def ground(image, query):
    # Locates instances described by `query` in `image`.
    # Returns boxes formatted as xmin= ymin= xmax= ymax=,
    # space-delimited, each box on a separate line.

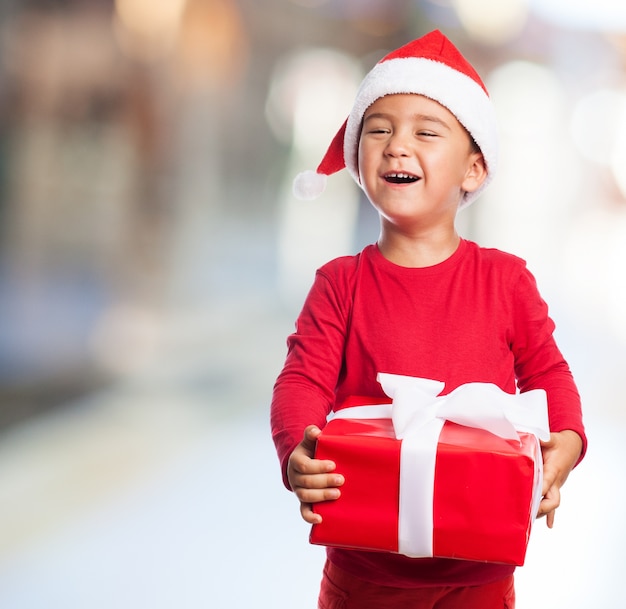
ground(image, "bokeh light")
xmin=570 ymin=89 xmax=626 ymax=165
xmin=528 ymin=0 xmax=626 ymax=30
xmin=452 ymin=0 xmax=528 ymax=45
xmin=113 ymin=0 xmax=187 ymax=61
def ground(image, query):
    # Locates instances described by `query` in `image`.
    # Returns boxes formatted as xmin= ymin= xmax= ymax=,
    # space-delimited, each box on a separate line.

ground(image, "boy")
xmin=271 ymin=30 xmax=586 ymax=609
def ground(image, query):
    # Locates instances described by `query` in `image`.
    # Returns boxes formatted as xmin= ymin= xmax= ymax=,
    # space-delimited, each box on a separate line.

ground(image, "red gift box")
xmin=310 ymin=374 xmax=548 ymax=566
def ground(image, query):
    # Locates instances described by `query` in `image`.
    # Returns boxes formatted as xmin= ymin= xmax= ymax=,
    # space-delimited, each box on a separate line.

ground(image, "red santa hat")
xmin=293 ymin=30 xmax=498 ymax=209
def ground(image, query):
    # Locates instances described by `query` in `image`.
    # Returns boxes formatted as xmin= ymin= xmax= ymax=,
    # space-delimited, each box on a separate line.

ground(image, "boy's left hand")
xmin=537 ymin=430 xmax=583 ymax=528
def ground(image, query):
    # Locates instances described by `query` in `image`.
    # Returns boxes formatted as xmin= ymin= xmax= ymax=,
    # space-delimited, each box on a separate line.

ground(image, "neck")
xmin=377 ymin=226 xmax=461 ymax=268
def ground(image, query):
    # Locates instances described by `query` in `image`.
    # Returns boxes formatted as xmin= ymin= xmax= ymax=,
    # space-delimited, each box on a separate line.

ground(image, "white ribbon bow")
xmin=330 ymin=373 xmax=550 ymax=557
xmin=377 ymin=372 xmax=550 ymax=443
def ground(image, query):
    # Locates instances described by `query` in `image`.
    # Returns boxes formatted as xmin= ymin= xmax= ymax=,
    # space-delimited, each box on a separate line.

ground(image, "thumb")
xmin=301 ymin=425 xmax=322 ymax=454
xmin=541 ymin=464 xmax=558 ymax=496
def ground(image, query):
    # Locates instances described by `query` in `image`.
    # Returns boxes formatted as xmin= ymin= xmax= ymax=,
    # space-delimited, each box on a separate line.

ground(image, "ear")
xmin=462 ymin=152 xmax=488 ymax=194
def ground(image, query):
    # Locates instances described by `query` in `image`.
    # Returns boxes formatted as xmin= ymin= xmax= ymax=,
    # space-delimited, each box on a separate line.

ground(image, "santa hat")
xmin=293 ymin=30 xmax=498 ymax=209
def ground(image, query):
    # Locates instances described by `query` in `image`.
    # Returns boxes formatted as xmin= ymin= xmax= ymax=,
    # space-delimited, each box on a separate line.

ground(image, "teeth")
xmin=385 ymin=172 xmax=419 ymax=183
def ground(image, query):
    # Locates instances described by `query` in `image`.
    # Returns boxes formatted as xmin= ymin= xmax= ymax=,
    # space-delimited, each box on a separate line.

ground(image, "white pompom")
xmin=292 ymin=170 xmax=327 ymax=201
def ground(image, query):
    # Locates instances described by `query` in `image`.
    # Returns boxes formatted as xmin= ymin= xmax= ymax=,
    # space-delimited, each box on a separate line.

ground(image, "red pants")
xmin=318 ymin=560 xmax=515 ymax=609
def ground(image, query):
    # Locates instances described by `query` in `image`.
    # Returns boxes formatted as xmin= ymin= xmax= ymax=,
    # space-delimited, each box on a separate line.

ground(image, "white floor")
xmin=0 ymin=301 xmax=623 ymax=608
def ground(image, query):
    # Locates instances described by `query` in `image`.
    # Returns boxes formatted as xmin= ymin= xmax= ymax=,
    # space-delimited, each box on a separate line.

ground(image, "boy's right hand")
xmin=287 ymin=425 xmax=345 ymax=524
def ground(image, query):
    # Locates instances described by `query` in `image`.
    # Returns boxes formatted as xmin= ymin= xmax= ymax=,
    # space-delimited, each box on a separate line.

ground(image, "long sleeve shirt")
xmin=271 ymin=238 xmax=586 ymax=588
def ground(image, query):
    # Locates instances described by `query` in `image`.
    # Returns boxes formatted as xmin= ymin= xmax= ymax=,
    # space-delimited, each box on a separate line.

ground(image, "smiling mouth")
xmin=384 ymin=172 xmax=420 ymax=184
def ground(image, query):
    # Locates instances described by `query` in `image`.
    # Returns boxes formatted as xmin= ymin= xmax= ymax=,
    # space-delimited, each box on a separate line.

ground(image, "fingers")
xmin=287 ymin=425 xmax=345 ymax=524
xmin=536 ymin=508 xmax=556 ymax=529
xmin=294 ymin=472 xmax=344 ymax=525
xmin=300 ymin=503 xmax=321 ymax=524
xmin=537 ymin=485 xmax=560 ymax=528
xmin=293 ymin=473 xmax=344 ymax=497
xmin=287 ymin=433 xmax=337 ymax=486
xmin=291 ymin=451 xmax=337 ymax=478
xmin=537 ymin=430 xmax=582 ymax=529
xmin=299 ymin=484 xmax=342 ymax=525
xmin=291 ymin=466 xmax=344 ymax=507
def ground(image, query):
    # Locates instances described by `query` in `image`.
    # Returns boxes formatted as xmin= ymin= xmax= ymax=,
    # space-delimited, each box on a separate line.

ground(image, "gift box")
xmin=310 ymin=374 xmax=549 ymax=566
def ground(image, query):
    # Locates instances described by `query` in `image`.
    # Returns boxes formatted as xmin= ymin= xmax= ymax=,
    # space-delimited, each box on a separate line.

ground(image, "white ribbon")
xmin=330 ymin=373 xmax=550 ymax=558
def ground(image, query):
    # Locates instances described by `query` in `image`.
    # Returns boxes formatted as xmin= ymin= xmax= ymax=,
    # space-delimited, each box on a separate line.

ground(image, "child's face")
xmin=358 ymin=93 xmax=485 ymax=230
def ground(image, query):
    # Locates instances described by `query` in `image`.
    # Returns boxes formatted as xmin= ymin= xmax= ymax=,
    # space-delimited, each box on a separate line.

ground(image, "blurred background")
xmin=0 ymin=0 xmax=624 ymax=607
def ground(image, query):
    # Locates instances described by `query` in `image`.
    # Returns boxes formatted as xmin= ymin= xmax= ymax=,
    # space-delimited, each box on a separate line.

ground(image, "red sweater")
xmin=271 ymin=239 xmax=586 ymax=588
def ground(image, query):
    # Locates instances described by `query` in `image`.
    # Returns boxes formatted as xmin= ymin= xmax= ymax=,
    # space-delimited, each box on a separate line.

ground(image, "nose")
xmin=384 ymin=130 xmax=411 ymax=157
